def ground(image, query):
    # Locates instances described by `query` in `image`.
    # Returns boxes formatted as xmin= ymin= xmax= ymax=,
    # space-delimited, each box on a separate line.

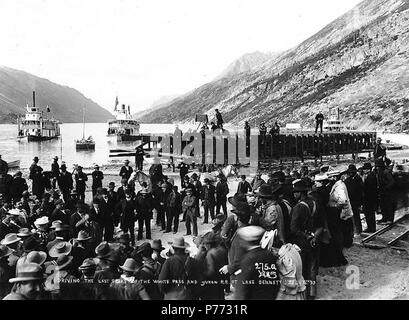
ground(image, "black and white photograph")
xmin=1 ymin=0 xmax=409 ymax=308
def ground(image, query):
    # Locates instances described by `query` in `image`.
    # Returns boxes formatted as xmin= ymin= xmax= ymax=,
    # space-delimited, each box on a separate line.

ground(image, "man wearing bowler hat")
xmin=344 ymin=164 xmax=364 ymax=235
xmin=119 ymin=160 xmax=133 ymax=181
xmin=57 ymin=164 xmax=73 ymax=203
xmin=74 ymin=166 xmax=88 ymax=202
xmin=91 ymin=164 xmax=104 ymax=197
xmin=3 ymin=263 xmax=45 ymax=300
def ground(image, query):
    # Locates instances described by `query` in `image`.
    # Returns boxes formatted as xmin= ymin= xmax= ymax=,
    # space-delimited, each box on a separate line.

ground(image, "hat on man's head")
xmin=152 ymin=239 xmax=165 ymax=252
xmin=1 ymin=233 xmax=20 ymax=246
xmin=0 ymin=244 xmax=13 ymax=259
xmin=33 ymin=157 xmax=39 ymax=161
xmin=9 ymin=263 xmax=44 ymax=283
xmin=169 ymin=237 xmax=190 ymax=249
xmin=231 ymin=202 xmax=251 ymax=217
xmin=314 ymin=173 xmax=329 ymax=182
xmin=228 ymin=193 xmax=248 ymax=207
xmin=136 ymin=242 xmax=153 ymax=257
xmin=161 ymin=183 xmax=168 ymax=189
xmin=257 ymin=184 xmax=273 ymax=199
xmin=60 ymin=164 xmax=67 ymax=170
xmin=120 ymin=258 xmax=140 ymax=273
xmin=34 ymin=216 xmax=49 ymax=227
xmin=362 ymin=162 xmax=373 ymax=171
xmin=79 ymin=258 xmax=97 ymax=270
xmin=212 ymin=214 xmax=226 ymax=228
xmin=327 ymin=170 xmax=341 ymax=178
xmin=292 ymin=179 xmax=311 ymax=193
xmin=26 ymin=251 xmax=47 ymax=265
xmin=17 ymin=228 xmax=33 ymax=238
xmin=49 ymin=241 xmax=72 ymax=258
xmin=237 ymin=226 xmax=266 ymax=243
xmin=95 ymin=241 xmax=112 ymax=258
xmin=56 ymin=255 xmax=73 ymax=271
xmin=76 ymin=231 xmax=91 ymax=242
xmin=347 ymin=164 xmax=358 ymax=173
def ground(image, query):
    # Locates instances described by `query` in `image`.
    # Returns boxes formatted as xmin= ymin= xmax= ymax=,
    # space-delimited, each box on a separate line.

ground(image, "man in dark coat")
xmin=58 ymin=164 xmax=73 ymax=203
xmin=290 ymin=180 xmax=324 ymax=300
xmin=74 ymin=166 xmax=88 ymax=202
xmin=117 ymin=179 xmax=131 ymax=202
xmin=215 ymin=109 xmax=224 ymax=129
xmin=375 ymin=159 xmax=395 ymax=225
xmin=237 ymin=175 xmax=252 ymax=195
xmin=158 ymin=237 xmax=201 ymax=300
xmin=0 ymin=244 xmax=14 ymax=299
xmin=361 ymin=163 xmax=377 ymax=233
xmin=215 ymin=174 xmax=229 ymax=217
xmin=201 ymin=178 xmax=216 ymax=224
xmin=91 ymin=165 xmax=104 ymax=197
xmin=119 ymin=191 xmax=137 ymax=245
xmin=234 ymin=226 xmax=279 ymax=300
xmin=182 ymin=188 xmax=198 ymax=236
xmin=107 ymin=182 xmax=119 ymax=226
xmin=31 ymin=165 xmax=45 ymax=200
xmin=10 ymin=171 xmax=28 ymax=204
xmin=119 ymin=160 xmax=133 ymax=182
xmin=50 ymin=199 xmax=70 ymax=225
xmin=166 ymin=186 xmax=182 ymax=233
xmin=198 ymin=232 xmax=228 ymax=300
xmin=51 ymin=156 xmax=60 ymax=189
xmin=344 ymin=164 xmax=364 ymax=234
xmin=374 ymin=138 xmax=387 ymax=161
xmin=135 ymin=189 xmax=153 ymax=240
xmin=135 ymin=147 xmax=145 ymax=171
xmin=179 ymin=162 xmax=189 ymax=184
xmin=315 ymin=112 xmax=324 ymax=134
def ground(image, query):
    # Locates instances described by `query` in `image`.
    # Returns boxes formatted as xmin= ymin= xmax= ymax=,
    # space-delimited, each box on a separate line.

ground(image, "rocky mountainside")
xmin=140 ymin=0 xmax=409 ymax=132
xmin=0 ymin=66 xmax=112 ymax=123
xmin=214 ymin=51 xmax=278 ymax=80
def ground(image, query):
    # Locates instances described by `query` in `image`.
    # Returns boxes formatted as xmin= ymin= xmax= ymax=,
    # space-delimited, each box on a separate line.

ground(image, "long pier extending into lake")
xmin=110 ymin=130 xmax=377 ymax=166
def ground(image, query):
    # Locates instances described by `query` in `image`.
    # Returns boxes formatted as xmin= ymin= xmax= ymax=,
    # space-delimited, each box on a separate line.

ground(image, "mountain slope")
xmin=214 ymin=51 xmax=278 ymax=80
xmin=140 ymin=0 xmax=409 ymax=132
xmin=0 ymin=66 xmax=112 ymax=123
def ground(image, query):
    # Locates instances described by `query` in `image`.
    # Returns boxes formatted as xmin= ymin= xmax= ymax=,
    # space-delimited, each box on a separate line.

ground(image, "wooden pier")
xmin=110 ymin=131 xmax=377 ymax=166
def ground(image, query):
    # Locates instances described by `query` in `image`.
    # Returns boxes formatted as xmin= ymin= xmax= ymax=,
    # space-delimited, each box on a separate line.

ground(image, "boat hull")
xmin=76 ymin=143 xmax=95 ymax=150
xmin=26 ymin=135 xmax=59 ymax=142
xmin=117 ymin=134 xmax=143 ymax=142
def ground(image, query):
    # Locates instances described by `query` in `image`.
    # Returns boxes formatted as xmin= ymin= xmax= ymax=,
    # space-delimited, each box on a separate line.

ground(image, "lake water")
xmin=0 ymin=123 xmax=202 ymax=169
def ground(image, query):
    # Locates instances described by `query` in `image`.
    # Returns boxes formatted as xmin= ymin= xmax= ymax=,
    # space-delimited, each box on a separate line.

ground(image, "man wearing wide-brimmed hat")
xmin=290 ymin=179 xmax=325 ymax=300
xmin=45 ymin=254 xmax=77 ymax=300
xmin=344 ymin=164 xmax=364 ymax=235
xmin=3 ymin=263 xmax=45 ymax=300
xmin=151 ymin=239 xmax=166 ymax=268
xmin=200 ymin=232 xmax=228 ymax=301
xmin=0 ymin=244 xmax=14 ymax=299
xmin=33 ymin=216 xmax=50 ymax=251
xmin=201 ymin=178 xmax=216 ymax=224
xmin=94 ymin=242 xmax=121 ymax=299
xmin=71 ymin=230 xmax=92 ymax=273
xmin=110 ymin=258 xmax=150 ymax=300
xmin=1 ymin=233 xmax=21 ymax=267
xmin=255 ymin=184 xmax=285 ymax=246
xmin=158 ymin=236 xmax=200 ymax=300
xmin=234 ymin=226 xmax=279 ymax=300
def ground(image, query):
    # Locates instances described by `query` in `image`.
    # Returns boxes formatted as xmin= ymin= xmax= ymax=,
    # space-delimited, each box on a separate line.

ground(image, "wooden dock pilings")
xmin=110 ymin=131 xmax=377 ymax=166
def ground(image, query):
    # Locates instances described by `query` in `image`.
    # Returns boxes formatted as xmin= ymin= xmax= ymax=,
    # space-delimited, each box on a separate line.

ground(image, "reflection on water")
xmin=0 ymin=123 xmax=200 ymax=169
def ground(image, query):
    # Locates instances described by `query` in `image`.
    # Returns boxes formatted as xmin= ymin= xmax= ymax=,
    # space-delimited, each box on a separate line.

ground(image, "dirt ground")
xmin=17 ymin=165 xmax=409 ymax=300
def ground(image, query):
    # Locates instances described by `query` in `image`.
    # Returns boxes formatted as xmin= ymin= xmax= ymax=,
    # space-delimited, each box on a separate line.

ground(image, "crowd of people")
xmin=0 ymin=146 xmax=408 ymax=300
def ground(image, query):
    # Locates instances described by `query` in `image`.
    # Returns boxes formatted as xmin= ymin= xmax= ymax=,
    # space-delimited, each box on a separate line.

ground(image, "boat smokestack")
xmin=33 ymin=91 xmax=36 ymax=108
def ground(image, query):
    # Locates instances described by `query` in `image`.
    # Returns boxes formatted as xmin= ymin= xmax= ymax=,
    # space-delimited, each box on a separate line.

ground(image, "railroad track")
xmin=362 ymin=214 xmax=409 ymax=251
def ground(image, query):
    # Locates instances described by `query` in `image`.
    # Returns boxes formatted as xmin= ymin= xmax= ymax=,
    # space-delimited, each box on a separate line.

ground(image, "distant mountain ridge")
xmin=0 ymin=66 xmax=112 ymax=123
xmin=139 ymin=0 xmax=409 ymax=132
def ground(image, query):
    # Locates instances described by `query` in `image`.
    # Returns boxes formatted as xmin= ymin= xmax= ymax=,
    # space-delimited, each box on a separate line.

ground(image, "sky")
xmin=0 ymin=0 xmax=363 ymax=114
